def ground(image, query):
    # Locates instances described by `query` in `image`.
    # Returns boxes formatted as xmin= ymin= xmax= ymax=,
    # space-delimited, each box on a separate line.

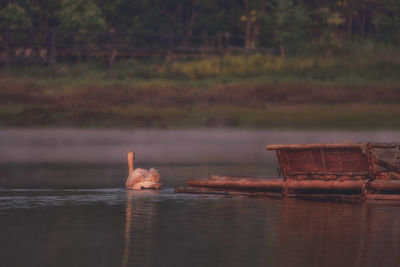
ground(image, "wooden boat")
xmin=175 ymin=143 xmax=400 ymax=200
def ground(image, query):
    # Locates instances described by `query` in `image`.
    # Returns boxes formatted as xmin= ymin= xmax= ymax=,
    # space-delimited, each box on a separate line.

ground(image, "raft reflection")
xmin=275 ymin=200 xmax=400 ymax=267
xmin=121 ymin=194 xmax=400 ymax=267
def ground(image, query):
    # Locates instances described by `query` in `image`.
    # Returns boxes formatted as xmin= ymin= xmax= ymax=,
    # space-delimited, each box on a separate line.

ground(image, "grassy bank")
xmin=0 ymin=48 xmax=399 ymax=129
xmin=1 ymin=104 xmax=399 ymax=129
xmin=2 ymin=44 xmax=400 ymax=86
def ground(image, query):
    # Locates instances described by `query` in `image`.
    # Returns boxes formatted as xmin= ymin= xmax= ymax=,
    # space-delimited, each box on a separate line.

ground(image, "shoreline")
xmin=1 ymin=104 xmax=399 ymax=129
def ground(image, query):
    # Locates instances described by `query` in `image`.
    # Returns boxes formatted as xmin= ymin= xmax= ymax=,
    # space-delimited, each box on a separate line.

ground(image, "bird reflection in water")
xmin=121 ymin=189 xmax=160 ymax=267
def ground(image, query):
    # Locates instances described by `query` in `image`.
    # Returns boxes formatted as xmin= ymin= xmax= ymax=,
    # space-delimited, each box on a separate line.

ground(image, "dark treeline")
xmin=0 ymin=0 xmax=399 ymax=57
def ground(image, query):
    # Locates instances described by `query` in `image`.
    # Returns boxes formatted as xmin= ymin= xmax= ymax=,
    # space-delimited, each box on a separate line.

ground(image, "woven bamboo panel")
xmin=371 ymin=143 xmax=400 ymax=171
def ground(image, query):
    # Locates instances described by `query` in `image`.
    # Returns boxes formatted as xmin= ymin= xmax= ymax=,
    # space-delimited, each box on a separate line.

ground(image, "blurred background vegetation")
xmin=0 ymin=0 xmax=399 ymax=129
xmin=1 ymin=0 xmax=400 ymax=50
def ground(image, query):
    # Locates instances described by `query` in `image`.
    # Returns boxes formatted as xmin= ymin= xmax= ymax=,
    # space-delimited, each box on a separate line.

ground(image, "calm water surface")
xmin=0 ymin=129 xmax=399 ymax=267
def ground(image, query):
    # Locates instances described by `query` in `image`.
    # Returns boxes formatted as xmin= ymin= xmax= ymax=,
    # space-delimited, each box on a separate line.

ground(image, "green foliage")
xmin=58 ymin=0 xmax=106 ymax=31
xmin=0 ymin=3 xmax=32 ymax=29
xmin=372 ymin=0 xmax=400 ymax=42
xmin=274 ymin=0 xmax=310 ymax=43
xmin=2 ymin=43 xmax=400 ymax=85
xmin=315 ymin=7 xmax=346 ymax=48
xmin=162 ymin=48 xmax=399 ymax=83
xmin=1 ymin=0 xmax=400 ymax=54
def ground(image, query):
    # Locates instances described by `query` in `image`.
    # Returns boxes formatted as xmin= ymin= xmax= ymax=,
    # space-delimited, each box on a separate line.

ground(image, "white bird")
xmin=126 ymin=168 xmax=161 ymax=190
xmin=125 ymin=152 xmax=161 ymax=190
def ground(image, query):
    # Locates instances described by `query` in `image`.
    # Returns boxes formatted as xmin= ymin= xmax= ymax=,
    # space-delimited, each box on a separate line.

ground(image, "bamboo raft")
xmin=175 ymin=143 xmax=400 ymax=200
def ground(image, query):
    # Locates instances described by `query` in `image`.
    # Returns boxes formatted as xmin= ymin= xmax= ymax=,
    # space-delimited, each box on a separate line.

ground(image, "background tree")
xmin=58 ymin=0 xmax=106 ymax=31
xmin=273 ymin=0 xmax=310 ymax=57
xmin=1 ymin=0 xmax=400 ymax=55
xmin=0 ymin=2 xmax=32 ymax=29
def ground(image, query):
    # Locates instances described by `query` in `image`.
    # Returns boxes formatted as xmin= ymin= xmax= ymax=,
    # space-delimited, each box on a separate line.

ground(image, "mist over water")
xmin=0 ymin=129 xmax=399 ymax=267
xmin=0 ymin=128 xmax=398 ymax=164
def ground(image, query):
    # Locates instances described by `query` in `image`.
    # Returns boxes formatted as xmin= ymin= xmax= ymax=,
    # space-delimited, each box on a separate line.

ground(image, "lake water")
xmin=0 ymin=129 xmax=399 ymax=267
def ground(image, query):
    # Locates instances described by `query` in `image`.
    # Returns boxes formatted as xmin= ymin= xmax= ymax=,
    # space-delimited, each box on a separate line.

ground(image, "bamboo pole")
xmin=175 ymin=186 xmax=282 ymax=198
xmin=371 ymin=143 xmax=400 ymax=148
xmin=286 ymin=171 xmax=368 ymax=176
xmin=187 ymin=177 xmax=284 ymax=190
xmin=178 ymin=177 xmax=400 ymax=200
xmin=286 ymin=193 xmax=361 ymax=200
xmin=286 ymin=180 xmax=364 ymax=191
xmin=392 ymin=172 xmax=400 ymax=179
xmin=210 ymin=175 xmax=270 ymax=180
xmin=266 ymin=143 xmax=362 ymax=150
xmin=369 ymin=180 xmax=400 ymax=191
xmin=365 ymin=194 xmax=400 ymax=200
xmin=127 ymin=151 xmax=135 ymax=175
xmin=187 ymin=177 xmax=365 ymax=192
xmin=176 ymin=186 xmax=400 ymax=200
